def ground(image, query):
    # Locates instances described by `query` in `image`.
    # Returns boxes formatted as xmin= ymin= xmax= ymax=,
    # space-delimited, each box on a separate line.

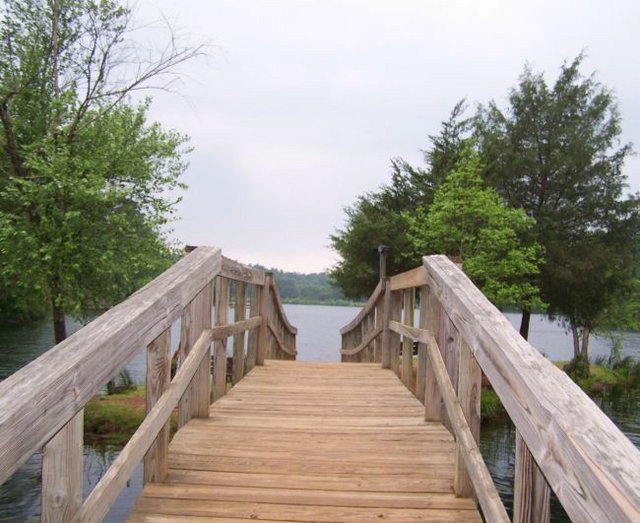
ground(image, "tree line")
xmin=330 ymin=55 xmax=639 ymax=365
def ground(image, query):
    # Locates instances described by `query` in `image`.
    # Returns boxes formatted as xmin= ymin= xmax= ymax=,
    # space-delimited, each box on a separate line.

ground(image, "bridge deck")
xmin=128 ymin=360 xmax=482 ymax=522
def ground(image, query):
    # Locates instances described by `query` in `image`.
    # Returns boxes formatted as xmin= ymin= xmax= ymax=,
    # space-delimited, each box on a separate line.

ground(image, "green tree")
xmin=405 ymin=149 xmax=544 ymax=311
xmin=330 ymin=101 xmax=471 ymax=298
xmin=0 ymin=0 xmax=202 ymax=340
xmin=476 ymin=54 xmax=638 ymax=355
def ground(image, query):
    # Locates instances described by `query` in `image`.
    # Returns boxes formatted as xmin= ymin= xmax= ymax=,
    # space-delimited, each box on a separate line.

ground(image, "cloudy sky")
xmin=135 ymin=1 xmax=640 ymax=273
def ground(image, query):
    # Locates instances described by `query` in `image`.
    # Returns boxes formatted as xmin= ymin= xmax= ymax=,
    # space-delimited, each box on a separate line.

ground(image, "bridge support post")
xmin=212 ymin=277 xmax=229 ymax=402
xmin=514 ymin=431 xmax=550 ymax=523
xmin=402 ymin=288 xmax=415 ymax=389
xmin=232 ymin=282 xmax=247 ymax=384
xmin=246 ymin=284 xmax=261 ymax=372
xmin=41 ymin=411 xmax=83 ymax=523
xmin=256 ymin=273 xmax=273 ymax=366
xmin=423 ymin=286 xmax=444 ymax=422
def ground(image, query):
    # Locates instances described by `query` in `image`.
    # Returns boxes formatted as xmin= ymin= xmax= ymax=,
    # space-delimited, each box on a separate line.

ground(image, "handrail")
xmin=340 ymin=254 xmax=640 ymax=522
xmin=340 ymin=279 xmax=385 ymax=335
xmin=0 ymin=246 xmax=297 ymax=522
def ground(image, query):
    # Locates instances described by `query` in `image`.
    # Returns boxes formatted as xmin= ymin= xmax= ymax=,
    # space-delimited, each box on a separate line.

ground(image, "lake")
xmin=1 ymin=304 xmax=639 ymax=521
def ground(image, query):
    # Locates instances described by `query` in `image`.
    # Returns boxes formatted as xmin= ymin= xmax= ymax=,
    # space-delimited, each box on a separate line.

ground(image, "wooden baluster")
xmin=212 ymin=277 xmax=229 ymax=402
xmin=381 ymin=280 xmax=392 ymax=368
xmin=454 ymin=339 xmax=481 ymax=497
xmin=424 ymin=285 xmax=444 ymax=422
xmin=441 ymin=314 xmax=460 ymax=432
xmin=402 ymin=288 xmax=415 ymax=390
xmin=232 ymin=282 xmax=247 ymax=384
xmin=389 ymin=290 xmax=402 ymax=377
xmin=514 ymin=431 xmax=550 ymax=523
xmin=374 ymin=296 xmax=383 ymax=363
xmin=41 ymin=411 xmax=83 ymax=522
xmin=246 ymin=284 xmax=261 ymax=372
xmin=415 ymin=286 xmax=428 ymax=404
xmin=144 ymin=328 xmax=171 ymax=484
xmin=178 ymin=282 xmax=213 ymax=427
xmin=256 ymin=273 xmax=272 ymax=365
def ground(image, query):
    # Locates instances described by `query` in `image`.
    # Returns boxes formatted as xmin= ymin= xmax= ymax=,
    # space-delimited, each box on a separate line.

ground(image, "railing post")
xmin=246 ymin=284 xmax=261 ymax=372
xmin=402 ymin=288 xmax=415 ymax=390
xmin=41 ymin=411 xmax=83 ymax=522
xmin=373 ymin=288 xmax=384 ymax=363
xmin=389 ymin=290 xmax=402 ymax=376
xmin=212 ymin=277 xmax=229 ymax=402
xmin=256 ymin=273 xmax=272 ymax=365
xmin=424 ymin=285 xmax=444 ymax=422
xmin=381 ymin=278 xmax=391 ymax=368
xmin=415 ymin=285 xmax=428 ymax=403
xmin=454 ymin=339 xmax=481 ymax=497
xmin=514 ymin=431 xmax=550 ymax=523
xmin=144 ymin=328 xmax=171 ymax=484
xmin=232 ymin=282 xmax=247 ymax=384
xmin=178 ymin=282 xmax=213 ymax=428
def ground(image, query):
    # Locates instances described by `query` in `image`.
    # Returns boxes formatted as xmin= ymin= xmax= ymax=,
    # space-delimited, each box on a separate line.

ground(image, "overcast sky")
xmin=135 ymin=1 xmax=640 ymax=273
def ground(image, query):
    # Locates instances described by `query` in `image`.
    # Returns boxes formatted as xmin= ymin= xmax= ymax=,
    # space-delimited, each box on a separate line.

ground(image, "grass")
xmin=84 ymin=386 xmax=178 ymax=448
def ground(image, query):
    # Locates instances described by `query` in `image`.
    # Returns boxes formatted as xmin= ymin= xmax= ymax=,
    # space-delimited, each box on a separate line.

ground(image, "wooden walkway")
xmin=128 ymin=360 xmax=481 ymax=522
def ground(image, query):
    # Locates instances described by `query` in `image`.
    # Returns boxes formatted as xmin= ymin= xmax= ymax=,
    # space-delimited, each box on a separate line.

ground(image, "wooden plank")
xmin=75 ymin=329 xmax=214 ymax=523
xmin=340 ymin=326 xmax=383 ymax=356
xmin=424 ymin=286 xmax=444 ymax=423
xmin=212 ymin=277 xmax=229 ymax=402
xmin=269 ymin=277 xmax=298 ymax=336
xmin=268 ymin=321 xmax=297 ymax=357
xmin=423 ymin=254 xmax=640 ymax=522
xmin=41 ymin=411 xmax=83 ymax=523
xmin=426 ymin=334 xmax=509 ymax=523
xmin=380 ymin=280 xmax=392 ymax=368
xmin=389 ymin=291 xmax=402 ymax=376
xmin=256 ymin=274 xmax=272 ymax=365
xmin=178 ymin=282 xmax=213 ymax=426
xmin=415 ymin=286 xmax=428 ymax=404
xmin=144 ymin=329 xmax=171 ymax=484
xmin=245 ymin=284 xmax=261 ymax=373
xmin=389 ymin=265 xmax=428 ymax=291
xmin=514 ymin=430 xmax=550 ymax=523
xmin=0 ymin=246 xmax=222 ymax=486
xmin=220 ymin=256 xmax=266 ymax=285
xmin=454 ymin=339 xmax=481 ymax=498
xmin=402 ymin=289 xmax=415 ymax=390
xmin=340 ymin=279 xmax=385 ymax=335
xmin=232 ymin=282 xmax=247 ymax=385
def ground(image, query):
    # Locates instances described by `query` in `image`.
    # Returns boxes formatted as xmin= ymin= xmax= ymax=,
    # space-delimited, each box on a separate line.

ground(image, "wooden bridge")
xmin=0 ymin=247 xmax=639 ymax=522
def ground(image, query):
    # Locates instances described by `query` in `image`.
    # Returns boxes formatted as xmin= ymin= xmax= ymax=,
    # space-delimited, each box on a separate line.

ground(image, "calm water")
xmin=1 ymin=304 xmax=638 ymax=521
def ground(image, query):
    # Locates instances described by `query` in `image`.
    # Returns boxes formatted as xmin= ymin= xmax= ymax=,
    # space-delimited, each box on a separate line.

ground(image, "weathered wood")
xmin=220 ymin=256 xmax=267 ymax=285
xmin=380 ymin=280 xmax=392 ymax=368
xmin=268 ymin=321 xmax=297 ymax=357
xmin=340 ymin=326 xmax=383 ymax=356
xmin=423 ymin=254 xmax=640 ymax=522
xmin=389 ymin=291 xmax=402 ymax=376
xmin=340 ymin=279 xmax=385 ymax=335
xmin=424 ymin=286 xmax=444 ymax=423
xmin=374 ymin=299 xmax=383 ymax=363
xmin=389 ymin=321 xmax=429 ymax=344
xmin=246 ymin=284 xmax=261 ymax=372
xmin=256 ymin=274 xmax=272 ymax=365
xmin=426 ymin=335 xmax=509 ymax=522
xmin=232 ymin=282 xmax=247 ymax=385
xmin=402 ymin=289 xmax=415 ymax=390
xmin=389 ymin=265 xmax=428 ymax=291
xmin=440 ymin=314 xmax=459 ymax=433
xmin=514 ymin=430 xmax=550 ymax=523
xmin=0 ymin=246 xmax=222 ymax=486
xmin=129 ymin=361 xmax=482 ymax=522
xmin=75 ymin=329 xmax=214 ymax=523
xmin=454 ymin=340 xmax=481 ymax=498
xmin=269 ymin=277 xmax=298 ymax=337
xmin=144 ymin=329 xmax=171 ymax=484
xmin=212 ymin=277 xmax=229 ymax=402
xmin=415 ymin=286 xmax=429 ymax=404
xmin=41 ymin=411 xmax=83 ymax=523
xmin=178 ymin=282 xmax=213 ymax=427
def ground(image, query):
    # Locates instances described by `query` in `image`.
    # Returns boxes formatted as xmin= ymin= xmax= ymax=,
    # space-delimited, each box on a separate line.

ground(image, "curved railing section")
xmin=340 ymin=255 xmax=640 ymax=523
xmin=0 ymin=247 xmax=296 ymax=523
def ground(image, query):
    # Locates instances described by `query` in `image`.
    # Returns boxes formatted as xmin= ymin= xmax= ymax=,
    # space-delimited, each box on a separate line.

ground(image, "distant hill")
xmin=251 ymin=266 xmax=361 ymax=306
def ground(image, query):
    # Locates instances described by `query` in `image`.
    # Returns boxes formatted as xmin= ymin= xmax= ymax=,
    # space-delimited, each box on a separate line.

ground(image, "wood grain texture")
xmin=514 ymin=430 xmax=550 ymax=523
xmin=340 ymin=279 xmax=385 ymax=335
xmin=128 ymin=361 xmax=481 ymax=522
xmin=0 ymin=246 xmax=221 ymax=486
xmin=232 ymin=282 xmax=247 ymax=384
xmin=426 ymin=334 xmax=509 ymax=522
xmin=402 ymin=289 xmax=415 ymax=390
xmin=423 ymin=254 xmax=640 ymax=522
xmin=340 ymin=326 xmax=383 ymax=356
xmin=41 ymin=410 xmax=83 ymax=523
xmin=389 ymin=291 xmax=402 ymax=376
xmin=76 ymin=329 xmax=215 ymax=523
xmin=424 ymin=286 xmax=444 ymax=423
xmin=415 ymin=286 xmax=429 ymax=404
xmin=389 ymin=265 xmax=428 ymax=291
xmin=256 ymin=274 xmax=272 ymax=365
xmin=212 ymin=277 xmax=229 ymax=402
xmin=268 ymin=277 xmax=298 ymax=336
xmin=245 ymin=284 xmax=261 ymax=373
xmin=220 ymin=256 xmax=266 ymax=285
xmin=380 ymin=280 xmax=392 ymax=369
xmin=144 ymin=329 xmax=171 ymax=484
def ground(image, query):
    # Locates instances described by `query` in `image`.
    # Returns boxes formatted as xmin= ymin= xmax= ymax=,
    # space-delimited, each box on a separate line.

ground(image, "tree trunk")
xmin=571 ymin=323 xmax=580 ymax=359
xmin=580 ymin=326 xmax=591 ymax=360
xmin=519 ymin=309 xmax=531 ymax=340
xmin=52 ymin=297 xmax=67 ymax=344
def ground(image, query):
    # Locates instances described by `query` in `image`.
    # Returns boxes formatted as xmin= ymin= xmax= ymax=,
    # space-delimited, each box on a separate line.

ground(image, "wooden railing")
xmin=0 ymin=246 xmax=296 ymax=523
xmin=340 ymin=255 xmax=640 ymax=523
